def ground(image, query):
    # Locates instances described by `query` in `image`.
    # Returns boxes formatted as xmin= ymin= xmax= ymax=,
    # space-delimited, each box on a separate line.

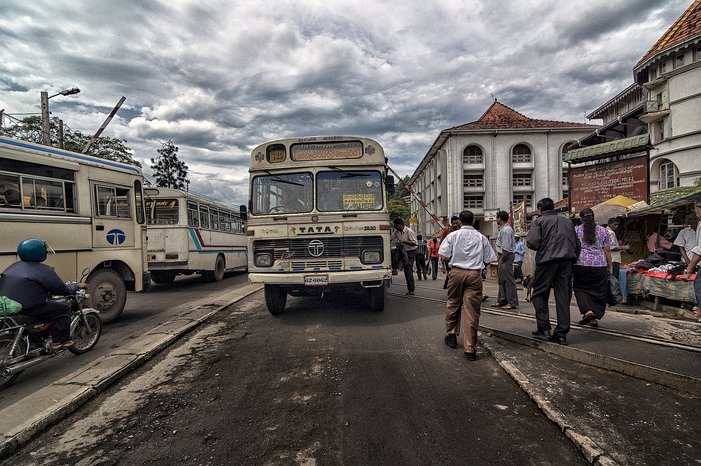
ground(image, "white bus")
xmin=0 ymin=136 xmax=151 ymax=322
xmin=247 ymin=136 xmax=395 ymax=314
xmin=144 ymin=188 xmax=247 ymax=283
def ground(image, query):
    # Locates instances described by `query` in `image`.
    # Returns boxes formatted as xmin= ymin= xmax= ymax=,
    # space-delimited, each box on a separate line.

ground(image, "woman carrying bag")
xmin=573 ymin=208 xmax=612 ymax=327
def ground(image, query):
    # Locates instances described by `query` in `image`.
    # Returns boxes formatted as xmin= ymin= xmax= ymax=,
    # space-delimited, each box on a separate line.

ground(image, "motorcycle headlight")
xmin=254 ymin=252 xmax=273 ymax=267
xmin=362 ymin=250 xmax=381 ymax=264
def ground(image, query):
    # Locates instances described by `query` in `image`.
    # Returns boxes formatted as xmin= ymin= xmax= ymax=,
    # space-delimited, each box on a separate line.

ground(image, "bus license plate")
xmin=304 ymin=275 xmax=328 ymax=286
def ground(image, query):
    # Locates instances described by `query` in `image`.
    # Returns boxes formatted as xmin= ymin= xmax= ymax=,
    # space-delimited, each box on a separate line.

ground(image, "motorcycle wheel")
xmin=69 ymin=313 xmax=102 ymax=355
xmin=0 ymin=335 xmax=27 ymax=390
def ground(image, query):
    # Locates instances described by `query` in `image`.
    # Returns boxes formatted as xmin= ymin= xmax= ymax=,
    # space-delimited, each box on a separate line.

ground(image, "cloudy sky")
xmin=0 ymin=0 xmax=690 ymax=205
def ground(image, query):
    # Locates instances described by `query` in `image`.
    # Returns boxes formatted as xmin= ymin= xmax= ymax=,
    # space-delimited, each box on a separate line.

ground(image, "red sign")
xmin=569 ymin=155 xmax=647 ymax=212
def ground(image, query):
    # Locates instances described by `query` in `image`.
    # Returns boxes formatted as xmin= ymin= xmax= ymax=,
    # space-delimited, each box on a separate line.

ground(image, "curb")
xmin=480 ymin=325 xmax=701 ymax=397
xmin=0 ymin=284 xmax=263 ymax=460
xmin=480 ymin=334 xmax=618 ymax=465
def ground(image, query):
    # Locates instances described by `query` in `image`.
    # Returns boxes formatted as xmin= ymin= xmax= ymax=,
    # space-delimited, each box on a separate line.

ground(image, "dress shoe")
xmin=464 ymin=352 xmax=477 ymax=361
xmin=444 ymin=333 xmax=457 ymax=349
xmin=547 ymin=334 xmax=567 ymax=345
xmin=531 ymin=329 xmax=551 ymax=340
xmin=406 ymin=291 xmax=415 ymax=296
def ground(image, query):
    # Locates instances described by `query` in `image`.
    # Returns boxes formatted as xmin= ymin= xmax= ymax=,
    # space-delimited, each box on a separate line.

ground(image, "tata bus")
xmin=0 ymin=136 xmax=150 ymax=322
xmin=144 ymin=188 xmax=247 ymax=283
xmin=247 ymin=136 xmax=395 ymax=314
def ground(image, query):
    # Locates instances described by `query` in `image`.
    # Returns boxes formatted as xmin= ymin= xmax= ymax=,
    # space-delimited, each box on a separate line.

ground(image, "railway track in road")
xmin=387 ymin=288 xmax=701 ymax=396
xmin=387 ymin=290 xmax=701 ymax=354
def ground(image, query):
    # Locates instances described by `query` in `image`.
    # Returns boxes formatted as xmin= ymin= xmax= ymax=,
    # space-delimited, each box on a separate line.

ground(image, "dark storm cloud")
xmin=0 ymin=0 xmax=692 ymax=205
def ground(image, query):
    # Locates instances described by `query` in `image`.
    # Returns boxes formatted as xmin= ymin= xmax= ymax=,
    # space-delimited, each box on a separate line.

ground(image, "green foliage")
xmin=389 ymin=198 xmax=410 ymax=224
xmin=150 ymin=140 xmax=189 ymax=190
xmin=391 ymin=175 xmax=411 ymax=200
xmin=0 ymin=116 xmax=141 ymax=167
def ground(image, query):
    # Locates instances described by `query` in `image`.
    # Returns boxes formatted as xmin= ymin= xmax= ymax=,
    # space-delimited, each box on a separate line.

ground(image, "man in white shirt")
xmin=606 ymin=218 xmax=630 ymax=278
xmin=438 ymin=210 xmax=497 ymax=361
xmin=679 ymin=200 xmax=701 ymax=319
xmin=390 ymin=218 xmax=418 ymax=295
xmin=674 ymin=214 xmax=699 ymax=264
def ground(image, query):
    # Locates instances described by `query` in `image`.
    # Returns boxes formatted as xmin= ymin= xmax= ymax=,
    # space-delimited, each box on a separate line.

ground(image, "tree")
xmin=388 ymin=198 xmax=410 ymax=224
xmin=150 ymin=140 xmax=189 ymax=190
xmin=0 ymin=116 xmax=141 ymax=167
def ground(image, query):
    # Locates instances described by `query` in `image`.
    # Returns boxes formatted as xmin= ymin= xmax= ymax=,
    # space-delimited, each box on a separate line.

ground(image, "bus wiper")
xmin=264 ymin=171 xmax=305 ymax=186
xmin=328 ymin=166 xmax=369 ymax=178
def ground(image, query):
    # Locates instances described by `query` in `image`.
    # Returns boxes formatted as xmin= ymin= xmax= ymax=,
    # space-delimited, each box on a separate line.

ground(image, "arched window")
xmin=463 ymin=145 xmax=483 ymax=164
xmin=512 ymin=144 xmax=531 ymax=163
xmin=659 ymin=160 xmax=680 ymax=190
xmin=561 ymin=142 xmax=577 ymax=161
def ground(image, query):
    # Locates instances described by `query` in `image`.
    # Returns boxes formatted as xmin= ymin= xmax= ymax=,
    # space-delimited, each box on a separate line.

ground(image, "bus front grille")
xmin=254 ymin=236 xmax=384 ymax=261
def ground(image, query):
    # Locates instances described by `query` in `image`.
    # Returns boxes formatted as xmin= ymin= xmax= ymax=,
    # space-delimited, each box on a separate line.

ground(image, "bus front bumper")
xmin=248 ymin=269 xmax=391 ymax=287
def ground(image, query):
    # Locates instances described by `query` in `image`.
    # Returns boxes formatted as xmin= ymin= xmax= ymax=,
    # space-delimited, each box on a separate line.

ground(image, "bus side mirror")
xmin=240 ymin=204 xmax=248 ymax=221
xmin=385 ymin=175 xmax=395 ymax=195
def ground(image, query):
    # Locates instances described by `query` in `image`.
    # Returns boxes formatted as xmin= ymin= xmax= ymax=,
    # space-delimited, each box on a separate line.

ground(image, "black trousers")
xmin=404 ymin=250 xmax=416 ymax=292
xmin=531 ymin=260 xmax=572 ymax=338
xmin=415 ymin=254 xmax=427 ymax=280
xmin=22 ymin=300 xmax=72 ymax=343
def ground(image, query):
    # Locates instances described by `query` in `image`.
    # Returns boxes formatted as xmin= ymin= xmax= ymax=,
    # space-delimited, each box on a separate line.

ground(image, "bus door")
xmin=91 ymin=182 xmax=136 ymax=248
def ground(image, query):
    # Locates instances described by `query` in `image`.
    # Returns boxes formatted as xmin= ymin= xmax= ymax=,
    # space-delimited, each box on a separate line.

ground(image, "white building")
xmin=408 ymin=101 xmax=595 ymax=238
xmin=633 ymin=0 xmax=701 ymax=192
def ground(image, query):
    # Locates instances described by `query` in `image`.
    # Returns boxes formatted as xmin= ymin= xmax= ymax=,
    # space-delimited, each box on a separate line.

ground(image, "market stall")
xmin=620 ymin=190 xmax=701 ymax=308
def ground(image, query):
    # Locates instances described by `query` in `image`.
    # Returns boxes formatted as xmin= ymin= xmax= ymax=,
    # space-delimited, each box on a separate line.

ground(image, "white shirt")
xmin=689 ymin=223 xmax=701 ymax=259
xmin=607 ymin=226 xmax=621 ymax=263
xmin=390 ymin=226 xmax=418 ymax=252
xmin=674 ymin=227 xmax=696 ymax=252
xmin=438 ymin=225 xmax=496 ymax=270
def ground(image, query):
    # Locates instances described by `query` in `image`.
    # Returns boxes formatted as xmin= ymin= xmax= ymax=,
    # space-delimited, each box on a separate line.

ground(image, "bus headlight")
xmin=254 ymin=253 xmax=273 ymax=267
xmin=362 ymin=250 xmax=381 ymax=264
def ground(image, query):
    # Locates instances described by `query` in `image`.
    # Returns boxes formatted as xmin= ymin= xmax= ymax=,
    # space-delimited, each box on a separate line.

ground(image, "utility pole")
xmin=58 ymin=119 xmax=65 ymax=149
xmin=41 ymin=91 xmax=50 ymax=145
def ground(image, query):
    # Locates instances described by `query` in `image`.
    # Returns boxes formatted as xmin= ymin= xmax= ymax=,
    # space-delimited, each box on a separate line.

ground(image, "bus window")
xmin=251 ymin=172 xmax=313 ymax=214
xmin=199 ymin=205 xmax=210 ymax=229
xmin=134 ymin=180 xmax=145 ymax=224
xmin=96 ymin=185 xmax=132 ymax=218
xmin=211 ymin=208 xmax=220 ymax=230
xmin=317 ymin=170 xmax=383 ymax=211
xmin=220 ymin=211 xmax=232 ymax=232
xmin=147 ymin=199 xmax=179 ymax=225
xmin=187 ymin=201 xmax=199 ymax=227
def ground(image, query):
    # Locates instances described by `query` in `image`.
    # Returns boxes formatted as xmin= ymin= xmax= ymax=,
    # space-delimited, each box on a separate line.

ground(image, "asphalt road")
xmin=8 ymin=284 xmax=588 ymax=465
xmin=0 ymin=271 xmax=249 ymax=408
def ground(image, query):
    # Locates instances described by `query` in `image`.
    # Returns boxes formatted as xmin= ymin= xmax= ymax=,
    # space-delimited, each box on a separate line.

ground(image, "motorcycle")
xmin=0 ymin=287 xmax=102 ymax=389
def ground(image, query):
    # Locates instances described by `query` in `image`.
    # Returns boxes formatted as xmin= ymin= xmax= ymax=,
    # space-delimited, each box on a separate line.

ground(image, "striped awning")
xmin=564 ymin=134 xmax=650 ymax=163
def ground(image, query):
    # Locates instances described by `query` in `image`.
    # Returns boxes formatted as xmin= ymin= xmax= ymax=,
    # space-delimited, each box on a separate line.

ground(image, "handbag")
xmin=607 ymin=274 xmax=623 ymax=306
xmin=0 ymin=296 xmax=22 ymax=316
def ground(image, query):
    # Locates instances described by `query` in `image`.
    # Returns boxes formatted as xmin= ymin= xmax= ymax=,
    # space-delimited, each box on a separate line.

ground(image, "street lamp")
xmin=41 ymin=87 xmax=80 ymax=145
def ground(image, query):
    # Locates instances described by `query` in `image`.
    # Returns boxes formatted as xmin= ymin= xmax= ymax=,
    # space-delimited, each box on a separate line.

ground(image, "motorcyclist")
xmin=0 ymin=238 xmax=87 ymax=351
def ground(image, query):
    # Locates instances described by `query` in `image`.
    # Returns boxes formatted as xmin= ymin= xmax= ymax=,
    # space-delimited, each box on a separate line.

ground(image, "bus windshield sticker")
xmin=342 ymin=194 xmax=376 ymax=210
xmin=291 ymin=141 xmax=363 ymax=161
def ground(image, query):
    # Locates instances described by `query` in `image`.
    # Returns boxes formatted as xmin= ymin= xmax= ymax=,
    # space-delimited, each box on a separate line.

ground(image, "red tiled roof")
xmin=635 ymin=0 xmax=701 ymax=68
xmin=447 ymin=101 xmax=595 ymax=131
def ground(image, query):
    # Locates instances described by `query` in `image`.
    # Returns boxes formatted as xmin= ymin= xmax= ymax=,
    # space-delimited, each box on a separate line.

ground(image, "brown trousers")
xmin=445 ymin=268 xmax=483 ymax=353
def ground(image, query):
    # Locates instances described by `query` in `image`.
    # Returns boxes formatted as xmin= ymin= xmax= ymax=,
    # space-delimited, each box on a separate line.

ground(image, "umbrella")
xmin=590 ymin=203 xmax=627 ymax=225
xmin=601 ymin=195 xmax=639 ymax=207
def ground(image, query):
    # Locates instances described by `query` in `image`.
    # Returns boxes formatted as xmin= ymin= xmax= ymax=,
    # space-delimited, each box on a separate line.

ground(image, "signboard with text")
xmin=569 ymin=155 xmax=647 ymax=212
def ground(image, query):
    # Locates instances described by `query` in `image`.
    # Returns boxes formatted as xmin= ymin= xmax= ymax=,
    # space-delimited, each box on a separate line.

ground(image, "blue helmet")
xmin=17 ymin=238 xmax=47 ymax=262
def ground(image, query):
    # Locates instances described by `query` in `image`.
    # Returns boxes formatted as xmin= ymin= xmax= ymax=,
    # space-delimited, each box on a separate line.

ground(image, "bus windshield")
xmin=317 ymin=170 xmax=383 ymax=211
xmin=252 ymin=172 xmax=313 ymax=214
xmin=146 ymin=199 xmax=179 ymax=225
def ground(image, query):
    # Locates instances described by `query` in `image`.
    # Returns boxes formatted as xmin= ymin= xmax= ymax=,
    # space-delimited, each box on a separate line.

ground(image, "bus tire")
xmin=87 ymin=268 xmax=127 ymax=323
xmin=369 ymin=285 xmax=385 ymax=312
xmin=265 ymin=284 xmax=287 ymax=315
xmin=152 ymin=271 xmax=177 ymax=284
xmin=205 ymin=255 xmax=226 ymax=282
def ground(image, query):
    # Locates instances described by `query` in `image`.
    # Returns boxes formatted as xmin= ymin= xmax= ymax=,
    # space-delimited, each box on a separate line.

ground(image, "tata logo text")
xmin=297 ymin=225 xmax=336 ymax=235
xmin=106 ymin=229 xmax=126 ymax=245
xmin=307 ymin=240 xmax=325 ymax=257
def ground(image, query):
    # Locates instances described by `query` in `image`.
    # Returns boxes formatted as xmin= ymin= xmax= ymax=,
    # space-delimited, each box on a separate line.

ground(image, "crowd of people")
xmin=391 ymin=195 xmax=701 ymax=362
